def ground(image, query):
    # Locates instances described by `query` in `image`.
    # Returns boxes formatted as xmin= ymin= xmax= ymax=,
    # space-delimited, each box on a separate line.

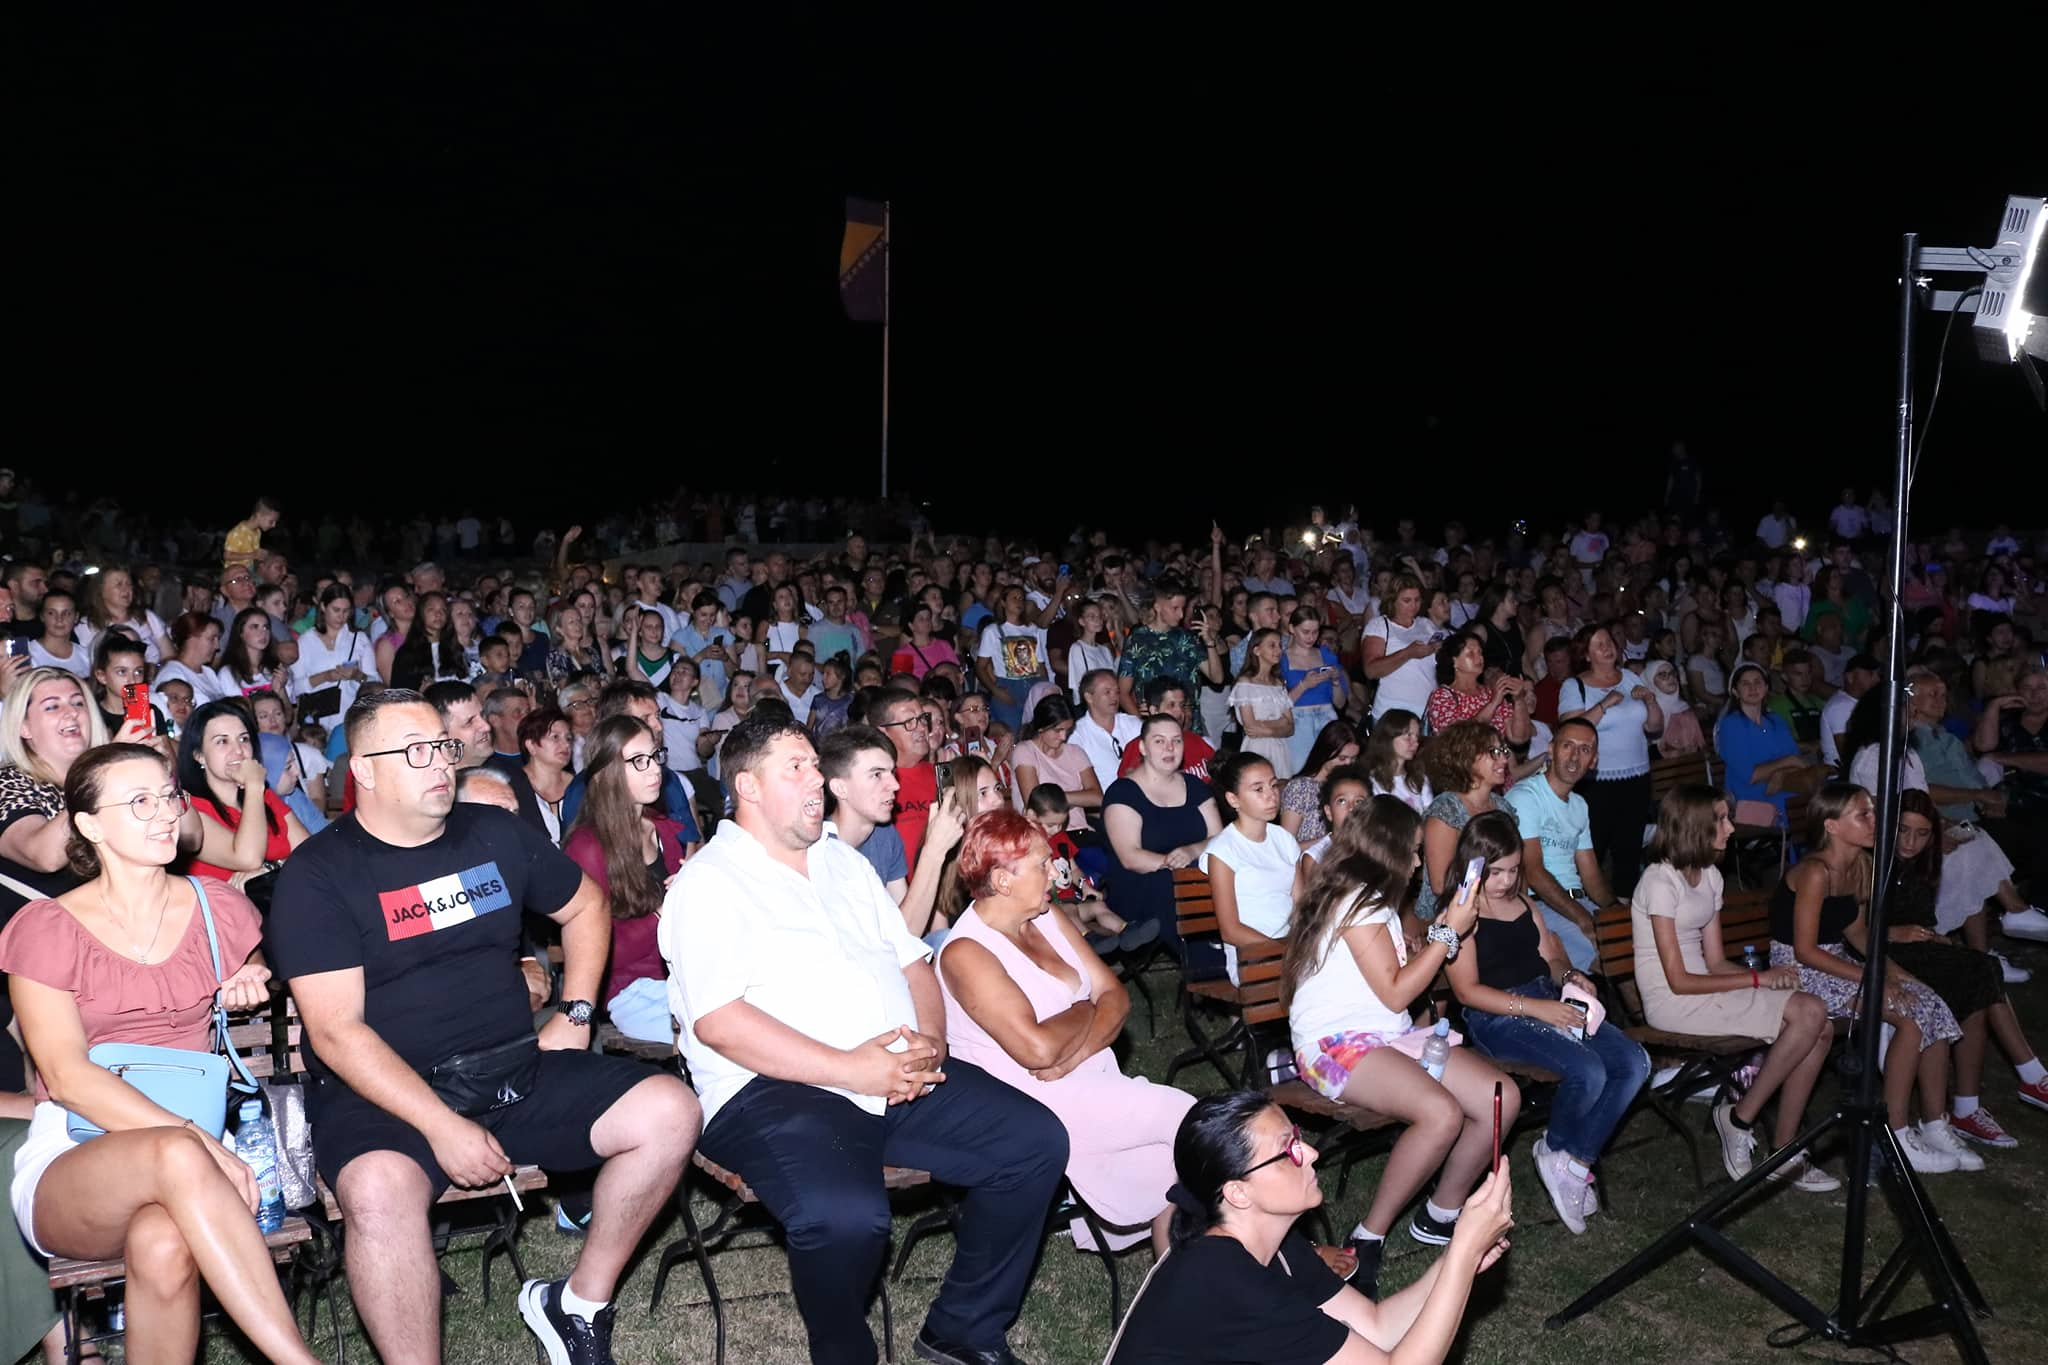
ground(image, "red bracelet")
xmin=1750 ymin=969 xmax=1760 ymax=989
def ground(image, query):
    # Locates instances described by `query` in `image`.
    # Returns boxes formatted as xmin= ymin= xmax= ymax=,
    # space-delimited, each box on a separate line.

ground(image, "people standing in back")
xmin=1556 ymin=625 xmax=1662 ymax=896
xmin=1361 ymin=575 xmax=1439 ymax=724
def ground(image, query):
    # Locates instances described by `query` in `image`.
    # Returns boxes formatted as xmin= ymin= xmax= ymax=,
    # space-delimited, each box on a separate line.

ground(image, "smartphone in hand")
xmin=122 ymin=683 xmax=152 ymax=733
xmin=1492 ymin=1081 xmax=1503 ymax=1174
xmin=1459 ymin=855 xmax=1486 ymax=899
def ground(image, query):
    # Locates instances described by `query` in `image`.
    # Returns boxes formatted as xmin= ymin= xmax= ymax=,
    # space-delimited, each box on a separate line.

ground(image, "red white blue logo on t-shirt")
xmin=379 ymin=862 xmax=512 ymax=941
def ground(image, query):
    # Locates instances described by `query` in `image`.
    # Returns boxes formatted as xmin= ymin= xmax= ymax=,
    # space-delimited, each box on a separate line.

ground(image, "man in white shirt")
xmin=772 ymin=651 xmax=823 ymax=725
xmin=1069 ymin=668 xmax=1141 ymax=791
xmin=1819 ymin=653 xmax=1880 ymax=769
xmin=1755 ymin=500 xmax=1797 ymax=550
xmin=662 ymin=713 xmax=1066 ymax=1365
xmin=1828 ymin=489 xmax=1869 ymax=543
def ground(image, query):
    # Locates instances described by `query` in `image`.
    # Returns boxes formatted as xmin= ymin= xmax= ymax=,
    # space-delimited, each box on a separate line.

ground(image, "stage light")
xmin=1919 ymin=194 xmax=2046 ymax=396
xmin=1792 ymin=536 xmax=1807 ymax=551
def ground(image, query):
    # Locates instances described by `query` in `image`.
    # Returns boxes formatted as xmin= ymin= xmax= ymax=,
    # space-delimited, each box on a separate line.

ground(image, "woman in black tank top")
xmin=1445 ymin=813 xmax=1649 ymax=1234
xmin=1775 ymin=784 xmax=1970 ymax=1175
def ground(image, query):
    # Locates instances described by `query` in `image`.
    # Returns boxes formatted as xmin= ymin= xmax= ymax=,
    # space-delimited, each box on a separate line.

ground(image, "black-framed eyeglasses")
xmin=1487 ymin=745 xmax=1514 ymax=758
xmin=879 ymin=714 xmax=932 ymax=731
xmin=623 ymin=747 xmax=669 ymax=772
xmin=360 ymin=738 xmax=465 ymax=768
xmin=92 ymin=790 xmax=192 ymax=822
xmin=1234 ymin=1124 xmax=1305 ymax=1179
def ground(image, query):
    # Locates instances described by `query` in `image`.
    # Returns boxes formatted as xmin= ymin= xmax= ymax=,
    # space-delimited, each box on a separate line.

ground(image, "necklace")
xmin=102 ymin=878 xmax=171 ymax=963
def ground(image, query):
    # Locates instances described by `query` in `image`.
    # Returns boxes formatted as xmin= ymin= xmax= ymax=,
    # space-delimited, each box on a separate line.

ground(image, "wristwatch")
xmin=1425 ymin=922 xmax=1461 ymax=961
xmin=562 ymin=999 xmax=595 ymax=1026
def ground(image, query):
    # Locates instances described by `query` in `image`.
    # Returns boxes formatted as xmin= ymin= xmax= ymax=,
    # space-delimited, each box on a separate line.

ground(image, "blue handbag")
xmin=64 ymin=877 xmax=263 ymax=1142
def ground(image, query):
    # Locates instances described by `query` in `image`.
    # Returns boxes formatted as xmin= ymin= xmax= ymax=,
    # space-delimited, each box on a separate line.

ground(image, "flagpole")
xmin=880 ymin=199 xmax=892 ymax=498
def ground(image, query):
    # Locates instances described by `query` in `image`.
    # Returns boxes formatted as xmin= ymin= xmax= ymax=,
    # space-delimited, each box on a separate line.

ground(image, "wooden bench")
xmin=1649 ymin=748 xmax=1714 ymax=808
xmin=1163 ymin=866 xmax=1265 ymax=1087
xmin=653 ymin=1153 xmax=933 ymax=1365
xmin=1594 ymin=892 xmax=1772 ymax=1188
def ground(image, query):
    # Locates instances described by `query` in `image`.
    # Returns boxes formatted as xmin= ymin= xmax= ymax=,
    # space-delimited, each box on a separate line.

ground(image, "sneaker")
xmin=1918 ymin=1118 xmax=1986 ymax=1171
xmin=1342 ymin=1235 xmax=1385 ymax=1299
xmin=518 ymin=1278 xmax=616 ymax=1365
xmin=554 ymin=1204 xmax=592 ymax=1237
xmin=1895 ymin=1125 xmax=1960 ymax=1174
xmin=1712 ymin=1101 xmax=1757 ymax=1181
xmin=1765 ymin=1153 xmax=1842 ymax=1192
xmin=912 ymin=1323 xmax=1024 ymax=1365
xmin=1531 ymin=1137 xmax=1589 ymax=1234
xmin=1995 ymin=952 xmax=2032 ymax=984
xmin=1408 ymin=1206 xmax=1458 ymax=1246
xmin=2017 ymin=1077 xmax=2048 ymax=1113
xmin=2001 ymin=907 xmax=2048 ymax=942
xmin=1582 ymin=1168 xmax=1600 ymax=1217
xmin=1949 ymin=1107 xmax=2018 ymax=1149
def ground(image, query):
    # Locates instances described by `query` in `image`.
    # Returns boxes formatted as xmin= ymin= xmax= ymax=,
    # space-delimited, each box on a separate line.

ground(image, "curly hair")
xmin=1422 ymin=720 xmax=1500 ymax=797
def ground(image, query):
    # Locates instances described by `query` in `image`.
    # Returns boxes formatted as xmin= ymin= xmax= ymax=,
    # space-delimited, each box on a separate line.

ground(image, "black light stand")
xmin=1544 ymin=232 xmax=1994 ymax=1362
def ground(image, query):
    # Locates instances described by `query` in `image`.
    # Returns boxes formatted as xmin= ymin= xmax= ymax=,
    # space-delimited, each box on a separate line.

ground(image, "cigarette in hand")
xmin=502 ymin=1175 xmax=523 ymax=1211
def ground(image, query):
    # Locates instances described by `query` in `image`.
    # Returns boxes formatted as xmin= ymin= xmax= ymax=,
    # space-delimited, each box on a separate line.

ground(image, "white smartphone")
xmin=1458 ymin=855 xmax=1485 ymax=898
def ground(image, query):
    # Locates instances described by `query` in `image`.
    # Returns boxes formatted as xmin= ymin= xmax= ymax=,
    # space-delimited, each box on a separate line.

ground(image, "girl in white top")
xmin=1292 ymin=765 xmax=1370 ymax=900
xmin=1282 ymin=794 xmax=1512 ymax=1271
xmin=1198 ymin=752 xmax=1302 ymax=983
xmin=1362 ymin=707 xmax=1432 ymax=815
xmin=1361 ymin=577 xmax=1442 ymax=722
xmin=1063 ymin=598 xmax=1118 ymax=703
xmin=288 ymin=588 xmax=379 ymax=719
xmin=26 ymin=591 xmax=90 ymax=678
xmin=1226 ymin=628 xmax=1297 ymax=779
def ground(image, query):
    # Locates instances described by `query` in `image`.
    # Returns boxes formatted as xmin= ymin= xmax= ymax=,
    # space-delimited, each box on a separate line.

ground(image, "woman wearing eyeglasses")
xmin=178 ymin=698 xmax=311 ymax=890
xmin=0 ymin=743 xmax=321 ymax=1365
xmin=1413 ymin=722 xmax=1517 ymax=928
xmin=1106 ymin=1090 xmax=1512 ymax=1365
xmin=563 ymin=716 xmax=690 ymax=1043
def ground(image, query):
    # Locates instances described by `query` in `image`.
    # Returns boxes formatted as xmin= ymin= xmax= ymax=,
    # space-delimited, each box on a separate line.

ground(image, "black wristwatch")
xmin=562 ymin=1000 xmax=595 ymax=1026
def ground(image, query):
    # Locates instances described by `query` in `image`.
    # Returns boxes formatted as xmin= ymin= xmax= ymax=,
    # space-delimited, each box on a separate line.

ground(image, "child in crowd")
xmin=1026 ymin=784 xmax=1156 ymax=952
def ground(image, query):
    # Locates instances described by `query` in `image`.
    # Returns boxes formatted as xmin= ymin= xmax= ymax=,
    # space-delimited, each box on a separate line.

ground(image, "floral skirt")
xmin=1295 ymin=1024 xmax=1460 ymax=1101
xmin=1769 ymin=942 xmax=1960 ymax=1050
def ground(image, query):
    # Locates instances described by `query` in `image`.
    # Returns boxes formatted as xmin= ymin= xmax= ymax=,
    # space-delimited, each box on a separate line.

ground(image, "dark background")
xmin=15 ymin=8 xmax=2042 ymax=541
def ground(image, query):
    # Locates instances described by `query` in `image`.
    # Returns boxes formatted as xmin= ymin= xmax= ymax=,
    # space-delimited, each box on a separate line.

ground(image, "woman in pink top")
xmin=0 ymin=743 xmax=320 ymax=1365
xmin=1010 ymin=696 xmax=1101 ymax=830
xmin=938 ymin=810 xmax=1193 ymax=1255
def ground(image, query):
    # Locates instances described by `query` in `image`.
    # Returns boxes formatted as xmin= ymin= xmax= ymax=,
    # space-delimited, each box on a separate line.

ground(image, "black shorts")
xmin=307 ymin=1048 xmax=657 ymax=1197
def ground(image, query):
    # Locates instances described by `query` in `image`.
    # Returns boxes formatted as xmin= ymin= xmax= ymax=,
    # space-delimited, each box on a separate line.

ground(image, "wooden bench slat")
xmin=50 ymin=1217 xmax=312 ymax=1290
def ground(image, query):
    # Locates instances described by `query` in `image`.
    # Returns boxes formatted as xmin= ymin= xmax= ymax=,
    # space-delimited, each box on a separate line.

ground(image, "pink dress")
xmin=939 ymin=906 xmax=1193 ymax=1249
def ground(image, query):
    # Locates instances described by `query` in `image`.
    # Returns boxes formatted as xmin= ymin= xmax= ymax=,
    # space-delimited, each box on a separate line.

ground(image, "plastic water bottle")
xmin=1419 ymin=1018 xmax=1451 ymax=1081
xmin=1741 ymin=943 xmax=1763 ymax=972
xmin=234 ymin=1100 xmax=287 ymax=1233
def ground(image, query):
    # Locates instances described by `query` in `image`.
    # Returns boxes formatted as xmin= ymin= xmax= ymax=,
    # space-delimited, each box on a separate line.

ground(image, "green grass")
xmin=187 ymin=938 xmax=2048 ymax=1364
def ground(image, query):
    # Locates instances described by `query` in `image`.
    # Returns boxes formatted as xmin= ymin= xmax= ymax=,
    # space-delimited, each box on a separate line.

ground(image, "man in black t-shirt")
xmin=268 ymin=690 xmax=699 ymax=1365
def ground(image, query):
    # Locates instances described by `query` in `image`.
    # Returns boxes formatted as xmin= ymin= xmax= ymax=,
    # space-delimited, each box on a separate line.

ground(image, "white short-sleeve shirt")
xmin=661 ymin=821 xmax=933 ymax=1123
xmin=1199 ymin=821 xmax=1302 ymax=982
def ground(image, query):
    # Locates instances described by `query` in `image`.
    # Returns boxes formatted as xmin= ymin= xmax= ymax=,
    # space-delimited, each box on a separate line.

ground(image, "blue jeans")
xmin=1464 ymin=976 xmax=1650 ymax=1165
xmin=1538 ymin=900 xmax=1599 ymax=973
xmin=698 ymin=1062 xmax=1067 ymax=1365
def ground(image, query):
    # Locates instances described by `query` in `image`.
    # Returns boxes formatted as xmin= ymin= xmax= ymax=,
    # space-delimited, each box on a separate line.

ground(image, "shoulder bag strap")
xmin=188 ymin=876 xmax=262 ymax=1095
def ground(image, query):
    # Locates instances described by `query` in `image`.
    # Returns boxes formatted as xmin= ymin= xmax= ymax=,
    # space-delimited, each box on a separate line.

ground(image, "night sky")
xmin=17 ymin=9 xmax=2042 ymax=541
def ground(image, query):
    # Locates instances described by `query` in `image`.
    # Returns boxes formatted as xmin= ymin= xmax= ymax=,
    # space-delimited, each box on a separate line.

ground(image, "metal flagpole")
xmin=880 ymin=199 xmax=892 ymax=498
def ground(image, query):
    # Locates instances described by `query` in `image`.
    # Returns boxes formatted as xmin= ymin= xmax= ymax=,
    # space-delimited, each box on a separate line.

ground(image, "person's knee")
xmin=334 ymin=1150 xmax=435 ymax=1232
xmin=603 ymin=1075 xmax=703 ymax=1161
xmin=1417 ymin=1088 xmax=1464 ymax=1144
xmin=1784 ymin=991 xmax=1823 ymax=1037
xmin=1497 ymin=1075 xmax=1524 ymax=1127
xmin=124 ymin=1205 xmax=197 ymax=1295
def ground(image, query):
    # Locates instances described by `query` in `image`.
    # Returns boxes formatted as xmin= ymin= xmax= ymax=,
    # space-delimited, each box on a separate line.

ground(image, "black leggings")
xmin=1582 ymin=772 xmax=1653 ymax=897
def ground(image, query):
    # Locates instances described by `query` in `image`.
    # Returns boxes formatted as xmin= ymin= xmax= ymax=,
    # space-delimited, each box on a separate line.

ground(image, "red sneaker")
xmin=1949 ymin=1107 xmax=2017 ymax=1149
xmin=2018 ymin=1077 xmax=2048 ymax=1114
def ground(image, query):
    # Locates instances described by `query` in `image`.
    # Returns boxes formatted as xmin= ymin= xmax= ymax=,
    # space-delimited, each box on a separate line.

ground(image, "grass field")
xmin=190 ymin=936 xmax=2048 ymax=1364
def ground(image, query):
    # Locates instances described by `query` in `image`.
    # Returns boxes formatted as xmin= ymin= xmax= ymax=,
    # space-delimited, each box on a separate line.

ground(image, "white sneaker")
xmin=1765 ymin=1153 xmax=1842 ymax=1192
xmin=1712 ymin=1101 xmax=1757 ymax=1181
xmin=1531 ymin=1137 xmax=1590 ymax=1234
xmin=1995 ymin=953 xmax=2032 ymax=984
xmin=1918 ymin=1118 xmax=1986 ymax=1172
xmin=1895 ymin=1125 xmax=1960 ymax=1174
xmin=2002 ymin=907 xmax=2048 ymax=943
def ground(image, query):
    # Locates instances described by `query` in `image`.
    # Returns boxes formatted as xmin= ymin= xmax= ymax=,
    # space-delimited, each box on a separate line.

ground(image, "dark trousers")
xmin=697 ymin=1060 xmax=1067 ymax=1365
xmin=1981 ymin=811 xmax=2048 ymax=900
xmin=1583 ymin=772 xmax=1653 ymax=896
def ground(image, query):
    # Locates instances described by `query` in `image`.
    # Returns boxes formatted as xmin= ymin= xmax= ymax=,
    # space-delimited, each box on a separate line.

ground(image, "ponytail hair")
xmin=1166 ymin=1091 xmax=1273 ymax=1245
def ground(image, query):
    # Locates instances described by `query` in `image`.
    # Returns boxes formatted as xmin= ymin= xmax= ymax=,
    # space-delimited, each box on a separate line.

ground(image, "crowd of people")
xmin=1 ymin=471 xmax=2046 ymax=1365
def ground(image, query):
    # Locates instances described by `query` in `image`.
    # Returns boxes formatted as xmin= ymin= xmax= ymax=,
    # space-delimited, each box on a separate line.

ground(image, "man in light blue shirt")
xmin=1502 ymin=717 xmax=1608 ymax=970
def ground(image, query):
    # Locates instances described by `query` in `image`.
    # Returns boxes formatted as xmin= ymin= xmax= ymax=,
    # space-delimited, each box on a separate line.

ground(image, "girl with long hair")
xmin=1198 ymin=752 xmax=1301 ymax=983
xmin=220 ymin=607 xmax=288 ymax=699
xmin=1278 ymin=720 xmax=1361 ymax=844
xmin=562 ymin=715 xmax=690 ymax=1041
xmin=1362 ymin=708 xmax=1431 ymax=815
xmin=1228 ymin=627 xmax=1296 ymax=778
xmin=1282 ymin=796 xmax=1514 ymax=1297
xmin=387 ymin=591 xmax=466 ymax=692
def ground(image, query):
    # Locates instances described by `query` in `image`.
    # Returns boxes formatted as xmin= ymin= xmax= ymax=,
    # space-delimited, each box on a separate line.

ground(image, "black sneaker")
xmin=1408 ymin=1207 xmax=1458 ymax=1246
xmin=1343 ymin=1235 xmax=1385 ymax=1299
xmin=518 ymin=1277 xmax=616 ymax=1365
xmin=912 ymin=1322 xmax=1025 ymax=1365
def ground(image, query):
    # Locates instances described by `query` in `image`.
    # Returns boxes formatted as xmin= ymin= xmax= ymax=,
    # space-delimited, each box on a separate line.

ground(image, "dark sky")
xmin=17 ymin=9 xmax=2042 ymax=539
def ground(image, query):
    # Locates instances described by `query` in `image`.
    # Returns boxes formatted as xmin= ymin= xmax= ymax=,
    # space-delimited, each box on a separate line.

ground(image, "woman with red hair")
xmin=938 ymin=809 xmax=1194 ymax=1256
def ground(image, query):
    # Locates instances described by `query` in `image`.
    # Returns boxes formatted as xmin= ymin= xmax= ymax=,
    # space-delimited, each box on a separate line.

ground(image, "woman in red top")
xmin=1425 ymin=629 xmax=1522 ymax=736
xmin=562 ymin=715 xmax=689 ymax=1042
xmin=179 ymin=700 xmax=311 ymax=885
xmin=0 ymin=744 xmax=321 ymax=1364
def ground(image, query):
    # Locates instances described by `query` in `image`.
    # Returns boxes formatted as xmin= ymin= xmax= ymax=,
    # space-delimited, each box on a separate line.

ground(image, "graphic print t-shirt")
xmin=265 ymin=805 xmax=583 ymax=1074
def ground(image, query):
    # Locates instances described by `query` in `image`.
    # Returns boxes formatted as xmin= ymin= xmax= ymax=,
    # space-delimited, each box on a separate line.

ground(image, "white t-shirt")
xmin=1363 ymin=615 xmax=1439 ymax=720
xmin=1568 ymin=531 xmax=1610 ymax=565
xmin=1066 ymin=638 xmax=1116 ymax=702
xmin=1849 ymin=745 xmax=1927 ymax=795
xmin=25 ymin=639 xmax=89 ymax=678
xmin=977 ymin=621 xmax=1051 ymax=683
xmin=1560 ymin=670 xmax=1654 ymax=778
xmin=1290 ymin=894 xmax=1415 ymax=1056
xmin=663 ymin=821 xmax=931 ymax=1124
xmin=659 ymin=695 xmax=708 ymax=773
xmin=1371 ymin=775 xmax=1433 ymax=816
xmin=1830 ymin=504 xmax=1870 ymax=540
xmin=1199 ymin=821 xmax=1302 ymax=982
xmin=1773 ymin=582 xmax=1811 ymax=633
xmin=1069 ymin=710 xmax=1140 ymax=792
xmin=1756 ymin=514 xmax=1795 ymax=549
xmin=76 ymin=612 xmax=170 ymax=666
xmin=1688 ymin=653 xmax=1726 ymax=699
xmin=151 ymin=659 xmax=234 ymax=706
xmin=1819 ymin=689 xmax=1858 ymax=768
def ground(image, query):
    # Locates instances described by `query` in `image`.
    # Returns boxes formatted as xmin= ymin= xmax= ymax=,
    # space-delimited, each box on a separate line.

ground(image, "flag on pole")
xmin=840 ymin=197 xmax=888 ymax=322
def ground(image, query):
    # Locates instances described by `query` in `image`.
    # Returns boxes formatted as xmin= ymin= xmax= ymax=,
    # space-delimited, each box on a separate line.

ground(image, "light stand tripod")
xmin=1545 ymin=231 xmax=2010 ymax=1362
